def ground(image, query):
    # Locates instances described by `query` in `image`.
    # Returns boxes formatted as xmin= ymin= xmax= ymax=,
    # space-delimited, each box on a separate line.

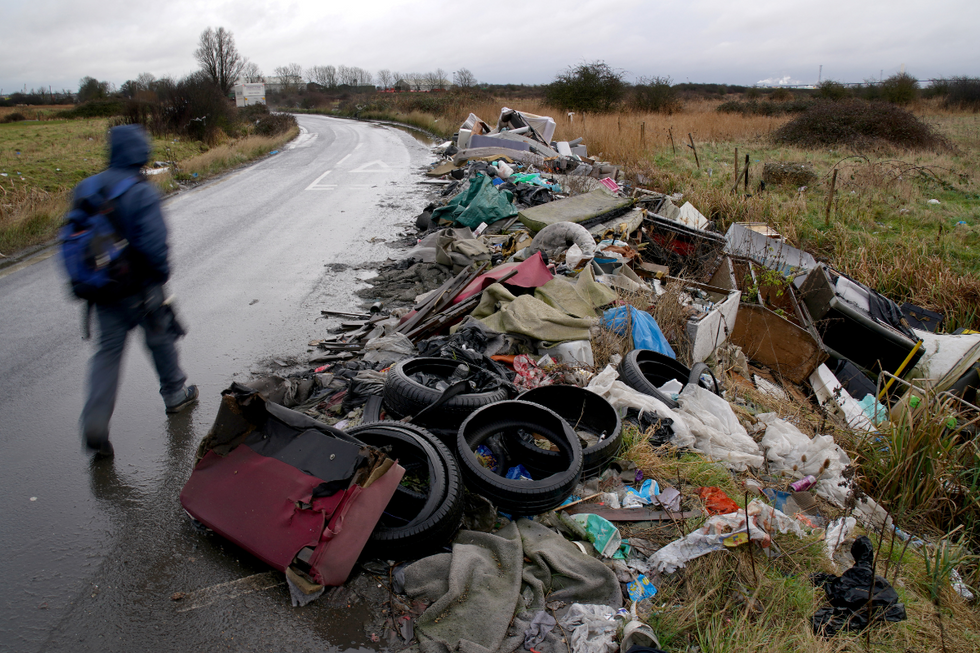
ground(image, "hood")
xmin=108 ymin=124 xmax=150 ymax=169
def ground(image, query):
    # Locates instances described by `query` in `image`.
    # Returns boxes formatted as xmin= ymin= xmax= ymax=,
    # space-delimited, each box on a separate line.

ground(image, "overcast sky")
xmin=2 ymin=0 xmax=978 ymax=94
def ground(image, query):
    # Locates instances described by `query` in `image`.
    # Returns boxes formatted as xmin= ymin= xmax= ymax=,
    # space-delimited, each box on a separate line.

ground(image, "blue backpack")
xmin=60 ymin=175 xmax=141 ymax=302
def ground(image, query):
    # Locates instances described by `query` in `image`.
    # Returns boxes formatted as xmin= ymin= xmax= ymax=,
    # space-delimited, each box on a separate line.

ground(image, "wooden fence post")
xmin=825 ymin=169 xmax=838 ymax=227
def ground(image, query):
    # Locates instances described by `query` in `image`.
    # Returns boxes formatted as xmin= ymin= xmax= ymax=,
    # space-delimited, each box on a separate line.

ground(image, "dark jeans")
xmin=80 ymin=285 xmax=187 ymax=442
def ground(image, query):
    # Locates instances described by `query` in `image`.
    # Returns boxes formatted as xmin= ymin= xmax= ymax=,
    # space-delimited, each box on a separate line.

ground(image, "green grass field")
xmin=0 ymin=117 xmax=295 ymax=258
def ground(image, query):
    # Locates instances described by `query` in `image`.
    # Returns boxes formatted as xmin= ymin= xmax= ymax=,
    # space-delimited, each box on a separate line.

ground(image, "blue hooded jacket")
xmin=84 ymin=124 xmax=170 ymax=285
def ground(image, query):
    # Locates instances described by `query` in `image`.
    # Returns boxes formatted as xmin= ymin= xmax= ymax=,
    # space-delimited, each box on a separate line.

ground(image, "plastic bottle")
xmin=789 ymin=475 xmax=817 ymax=492
xmin=742 ymin=478 xmax=764 ymax=496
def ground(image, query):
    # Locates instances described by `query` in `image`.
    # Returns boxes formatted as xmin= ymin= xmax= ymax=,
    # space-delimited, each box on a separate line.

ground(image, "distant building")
xmin=234 ymin=83 xmax=266 ymax=107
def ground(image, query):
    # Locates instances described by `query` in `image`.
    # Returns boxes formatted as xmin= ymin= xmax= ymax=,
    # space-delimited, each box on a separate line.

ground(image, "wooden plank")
xmin=396 ymin=264 xmax=486 ymax=335
xmin=561 ymin=504 xmax=698 ymax=522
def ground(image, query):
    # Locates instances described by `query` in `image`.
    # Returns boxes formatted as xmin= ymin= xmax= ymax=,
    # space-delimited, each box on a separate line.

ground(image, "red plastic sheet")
xmin=695 ymin=486 xmax=740 ymax=515
xmin=453 ymin=251 xmax=553 ymax=304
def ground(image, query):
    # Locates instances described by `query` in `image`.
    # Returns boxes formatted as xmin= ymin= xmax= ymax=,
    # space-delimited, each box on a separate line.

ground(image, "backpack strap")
xmin=101 ymin=175 xmax=141 ymax=235
xmin=105 ymin=175 xmax=141 ymax=201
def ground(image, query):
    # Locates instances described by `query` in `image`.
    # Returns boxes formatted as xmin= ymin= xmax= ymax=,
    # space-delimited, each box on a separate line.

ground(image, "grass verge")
xmin=0 ymin=119 xmax=298 ymax=260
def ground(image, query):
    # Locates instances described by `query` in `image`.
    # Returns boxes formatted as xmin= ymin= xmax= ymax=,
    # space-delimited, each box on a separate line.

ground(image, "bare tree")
xmin=453 ymin=68 xmax=476 ymax=88
xmin=195 ymin=26 xmax=247 ymax=95
xmin=274 ymin=63 xmax=303 ymax=91
xmin=422 ymin=70 xmax=447 ymax=91
xmin=353 ymin=67 xmax=373 ymax=86
xmin=136 ymin=72 xmax=156 ymax=90
xmin=337 ymin=65 xmax=358 ymax=86
xmin=433 ymin=68 xmax=448 ymax=89
xmin=307 ymin=65 xmax=337 ymax=88
xmin=376 ymin=69 xmax=393 ymax=90
xmin=241 ymin=61 xmax=264 ymax=83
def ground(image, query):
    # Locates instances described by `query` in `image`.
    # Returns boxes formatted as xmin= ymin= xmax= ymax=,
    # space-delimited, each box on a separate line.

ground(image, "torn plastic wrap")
xmin=586 ymin=365 xmax=694 ymax=446
xmin=675 ymin=384 xmax=765 ymax=471
xmin=757 ymin=412 xmax=851 ymax=482
xmin=649 ymin=499 xmax=804 ymax=573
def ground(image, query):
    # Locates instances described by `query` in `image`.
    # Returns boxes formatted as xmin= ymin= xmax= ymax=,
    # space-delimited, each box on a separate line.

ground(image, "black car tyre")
xmin=383 ymin=358 xmax=510 ymax=431
xmin=457 ymin=401 xmax=582 ymax=515
xmin=618 ymin=350 xmax=721 ymax=409
xmin=348 ymin=421 xmax=463 ymax=559
xmin=514 ymin=385 xmax=622 ymax=479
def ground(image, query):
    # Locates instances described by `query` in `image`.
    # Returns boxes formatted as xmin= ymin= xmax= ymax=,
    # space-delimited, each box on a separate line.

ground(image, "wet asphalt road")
xmin=0 ymin=115 xmax=433 ymax=652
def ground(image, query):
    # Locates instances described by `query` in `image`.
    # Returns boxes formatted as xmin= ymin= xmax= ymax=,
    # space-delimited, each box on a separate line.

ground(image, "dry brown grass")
xmin=0 ymin=105 xmax=65 ymax=121
xmin=460 ymin=98 xmax=789 ymax=166
xmin=0 ymin=123 xmax=299 ymax=259
xmin=178 ymin=128 xmax=299 ymax=179
xmin=0 ymin=185 xmax=67 ymax=255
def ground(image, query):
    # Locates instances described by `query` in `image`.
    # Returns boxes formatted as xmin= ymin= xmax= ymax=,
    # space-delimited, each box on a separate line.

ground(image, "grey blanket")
xmin=403 ymin=519 xmax=622 ymax=653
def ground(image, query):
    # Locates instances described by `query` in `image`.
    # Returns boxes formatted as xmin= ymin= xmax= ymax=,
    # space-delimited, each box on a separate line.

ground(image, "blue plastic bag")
xmin=623 ymin=479 xmax=660 ymax=506
xmin=626 ymin=574 xmax=658 ymax=601
xmin=601 ymin=305 xmax=676 ymax=358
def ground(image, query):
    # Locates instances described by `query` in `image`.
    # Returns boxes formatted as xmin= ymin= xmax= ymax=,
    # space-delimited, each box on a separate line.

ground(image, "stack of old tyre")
xmin=373 ymin=357 xmax=623 ymax=534
xmin=347 ymin=420 xmax=463 ymax=560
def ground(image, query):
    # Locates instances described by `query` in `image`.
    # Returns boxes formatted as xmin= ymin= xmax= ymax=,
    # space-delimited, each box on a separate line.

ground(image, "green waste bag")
xmin=431 ymin=174 xmax=517 ymax=229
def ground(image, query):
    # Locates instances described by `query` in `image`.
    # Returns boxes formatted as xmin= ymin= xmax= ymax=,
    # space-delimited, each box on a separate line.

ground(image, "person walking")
xmin=73 ymin=124 xmax=197 ymax=457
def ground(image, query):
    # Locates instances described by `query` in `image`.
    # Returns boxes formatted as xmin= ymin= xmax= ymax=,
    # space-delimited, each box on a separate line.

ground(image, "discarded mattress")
xmin=468 ymin=133 xmax=530 ymax=152
xmin=454 ymin=147 xmax=547 ymax=168
xmin=518 ymin=188 xmax=632 ymax=233
xmin=180 ymin=384 xmax=404 ymax=587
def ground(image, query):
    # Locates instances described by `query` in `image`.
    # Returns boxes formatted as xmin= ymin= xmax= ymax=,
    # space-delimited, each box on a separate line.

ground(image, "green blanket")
xmin=432 ymin=174 xmax=518 ymax=229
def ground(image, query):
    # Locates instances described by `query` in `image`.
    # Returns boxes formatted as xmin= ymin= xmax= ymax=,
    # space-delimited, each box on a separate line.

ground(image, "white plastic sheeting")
xmin=757 ymin=412 xmax=850 ymax=480
xmin=586 ymin=366 xmax=694 ymax=444
xmin=675 ymin=385 xmax=764 ymax=471
xmin=649 ymin=500 xmax=804 ymax=573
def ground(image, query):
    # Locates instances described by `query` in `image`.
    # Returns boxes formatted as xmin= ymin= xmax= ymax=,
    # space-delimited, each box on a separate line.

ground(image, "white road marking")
xmin=336 ymin=151 xmax=356 ymax=166
xmin=305 ymin=169 xmax=333 ymax=190
xmin=175 ymin=571 xmax=284 ymax=613
xmin=350 ymin=160 xmax=390 ymax=173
